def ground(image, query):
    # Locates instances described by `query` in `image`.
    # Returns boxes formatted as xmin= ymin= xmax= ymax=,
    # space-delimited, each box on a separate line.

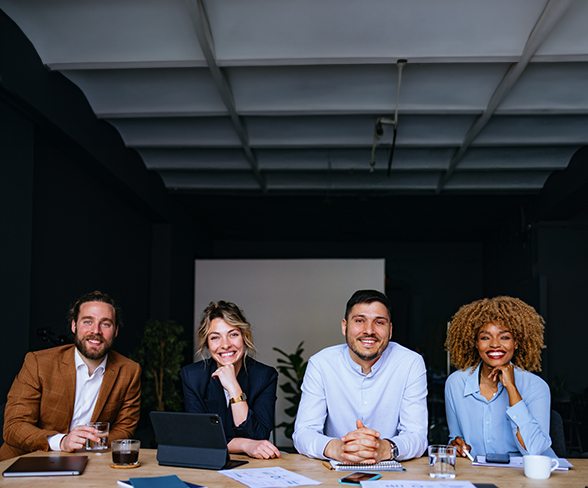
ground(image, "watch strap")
xmin=389 ymin=440 xmax=399 ymax=460
xmin=229 ymin=392 xmax=247 ymax=404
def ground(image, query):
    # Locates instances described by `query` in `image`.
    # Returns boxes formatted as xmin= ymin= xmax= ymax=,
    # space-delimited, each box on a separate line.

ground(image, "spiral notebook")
xmin=329 ymin=459 xmax=405 ymax=471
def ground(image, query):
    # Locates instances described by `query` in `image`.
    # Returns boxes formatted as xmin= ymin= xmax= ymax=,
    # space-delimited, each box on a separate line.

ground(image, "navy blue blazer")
xmin=180 ymin=357 xmax=278 ymax=441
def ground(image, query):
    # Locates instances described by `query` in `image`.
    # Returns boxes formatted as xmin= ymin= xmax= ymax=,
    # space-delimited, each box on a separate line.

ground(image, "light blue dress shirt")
xmin=293 ymin=342 xmax=428 ymax=461
xmin=445 ymin=363 xmax=553 ymax=457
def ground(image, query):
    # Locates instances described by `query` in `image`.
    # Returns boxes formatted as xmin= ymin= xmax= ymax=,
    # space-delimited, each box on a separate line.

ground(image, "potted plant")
xmin=131 ymin=319 xmax=187 ymax=412
xmin=272 ymin=341 xmax=308 ymax=439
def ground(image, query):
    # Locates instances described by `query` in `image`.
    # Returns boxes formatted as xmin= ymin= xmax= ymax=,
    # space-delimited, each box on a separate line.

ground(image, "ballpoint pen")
xmin=463 ymin=448 xmax=474 ymax=462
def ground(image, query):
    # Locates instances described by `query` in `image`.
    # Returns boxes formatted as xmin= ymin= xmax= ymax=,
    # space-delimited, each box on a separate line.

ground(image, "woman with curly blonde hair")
xmin=444 ymin=296 xmax=554 ymax=458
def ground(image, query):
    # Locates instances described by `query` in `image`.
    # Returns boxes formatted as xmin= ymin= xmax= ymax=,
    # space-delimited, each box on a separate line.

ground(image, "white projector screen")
xmin=194 ymin=258 xmax=385 ymax=447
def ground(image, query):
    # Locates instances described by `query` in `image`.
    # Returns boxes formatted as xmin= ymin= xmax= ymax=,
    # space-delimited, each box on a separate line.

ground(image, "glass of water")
xmin=428 ymin=444 xmax=457 ymax=479
xmin=86 ymin=421 xmax=110 ymax=450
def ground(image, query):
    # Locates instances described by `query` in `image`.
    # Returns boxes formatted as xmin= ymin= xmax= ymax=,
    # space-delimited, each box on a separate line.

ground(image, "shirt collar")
xmin=75 ymin=347 xmax=108 ymax=376
xmin=344 ymin=341 xmax=393 ymax=376
xmin=464 ymin=363 xmax=482 ymax=396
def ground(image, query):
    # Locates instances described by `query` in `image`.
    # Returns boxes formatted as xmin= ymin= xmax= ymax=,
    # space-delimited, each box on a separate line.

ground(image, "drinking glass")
xmin=86 ymin=421 xmax=109 ymax=450
xmin=111 ymin=439 xmax=141 ymax=466
xmin=428 ymin=444 xmax=457 ymax=479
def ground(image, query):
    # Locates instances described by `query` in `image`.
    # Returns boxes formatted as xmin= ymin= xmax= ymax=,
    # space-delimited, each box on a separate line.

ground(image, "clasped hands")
xmin=325 ymin=419 xmax=392 ymax=463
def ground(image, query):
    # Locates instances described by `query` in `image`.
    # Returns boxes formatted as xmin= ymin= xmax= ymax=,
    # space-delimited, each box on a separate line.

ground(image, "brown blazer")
xmin=0 ymin=344 xmax=141 ymax=460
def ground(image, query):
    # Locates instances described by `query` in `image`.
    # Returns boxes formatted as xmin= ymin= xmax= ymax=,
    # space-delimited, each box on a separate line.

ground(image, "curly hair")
xmin=197 ymin=300 xmax=257 ymax=358
xmin=445 ymin=296 xmax=545 ymax=372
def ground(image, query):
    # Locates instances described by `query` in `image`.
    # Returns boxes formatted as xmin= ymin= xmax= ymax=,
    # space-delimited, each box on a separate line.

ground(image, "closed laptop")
xmin=3 ymin=455 xmax=88 ymax=477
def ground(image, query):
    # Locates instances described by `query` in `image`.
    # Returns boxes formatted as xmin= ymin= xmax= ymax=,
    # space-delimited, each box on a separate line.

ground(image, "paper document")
xmin=361 ymin=480 xmax=477 ymax=488
xmin=219 ymin=466 xmax=322 ymax=488
xmin=473 ymin=455 xmax=573 ymax=471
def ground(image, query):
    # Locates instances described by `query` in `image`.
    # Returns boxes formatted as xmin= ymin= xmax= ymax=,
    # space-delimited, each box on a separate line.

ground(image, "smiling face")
xmin=207 ymin=318 xmax=245 ymax=370
xmin=71 ymin=301 xmax=118 ymax=362
xmin=342 ymin=301 xmax=392 ymax=372
xmin=476 ymin=322 xmax=517 ymax=370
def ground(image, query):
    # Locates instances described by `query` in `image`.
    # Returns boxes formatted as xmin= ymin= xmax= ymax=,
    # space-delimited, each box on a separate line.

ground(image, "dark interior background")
xmin=1 ymin=9 xmax=587 ymax=453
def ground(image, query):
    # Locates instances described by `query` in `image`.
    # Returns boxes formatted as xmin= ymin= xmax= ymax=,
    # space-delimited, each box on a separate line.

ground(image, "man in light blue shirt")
xmin=293 ymin=290 xmax=428 ymax=463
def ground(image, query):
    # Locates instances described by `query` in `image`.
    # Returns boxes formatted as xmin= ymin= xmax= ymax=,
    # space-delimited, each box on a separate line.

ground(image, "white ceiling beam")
xmin=183 ymin=0 xmax=266 ymax=192
xmin=435 ymin=0 xmax=575 ymax=194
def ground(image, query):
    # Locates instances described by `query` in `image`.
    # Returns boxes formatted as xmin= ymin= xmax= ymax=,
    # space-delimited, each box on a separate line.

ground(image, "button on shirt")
xmin=444 ymin=363 xmax=553 ymax=457
xmin=47 ymin=349 xmax=107 ymax=451
xmin=293 ymin=342 xmax=428 ymax=461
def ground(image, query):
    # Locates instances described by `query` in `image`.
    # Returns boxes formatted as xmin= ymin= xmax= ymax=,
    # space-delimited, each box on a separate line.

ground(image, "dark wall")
xmin=28 ymin=142 xmax=152 ymax=354
xmin=0 ymin=92 xmax=198 ymax=402
xmin=0 ymin=99 xmax=34 ymax=400
xmin=537 ymin=226 xmax=588 ymax=394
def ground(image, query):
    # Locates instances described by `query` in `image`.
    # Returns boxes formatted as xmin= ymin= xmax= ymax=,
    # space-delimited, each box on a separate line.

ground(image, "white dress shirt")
xmin=47 ymin=349 xmax=107 ymax=451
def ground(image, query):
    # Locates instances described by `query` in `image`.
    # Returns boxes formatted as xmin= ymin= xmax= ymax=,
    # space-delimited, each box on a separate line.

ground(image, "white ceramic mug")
xmin=523 ymin=455 xmax=559 ymax=479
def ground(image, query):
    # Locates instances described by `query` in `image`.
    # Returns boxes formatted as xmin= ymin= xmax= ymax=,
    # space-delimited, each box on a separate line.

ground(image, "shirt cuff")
xmin=48 ymin=433 xmax=66 ymax=451
xmin=506 ymin=400 xmax=533 ymax=427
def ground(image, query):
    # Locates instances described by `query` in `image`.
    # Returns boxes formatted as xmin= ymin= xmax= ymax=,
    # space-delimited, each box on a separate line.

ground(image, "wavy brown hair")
xmin=197 ymin=300 xmax=257 ymax=358
xmin=445 ymin=296 xmax=545 ymax=372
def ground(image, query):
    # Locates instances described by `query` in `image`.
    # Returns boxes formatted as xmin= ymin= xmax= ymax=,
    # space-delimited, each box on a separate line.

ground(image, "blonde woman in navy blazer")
xmin=181 ymin=301 xmax=280 ymax=459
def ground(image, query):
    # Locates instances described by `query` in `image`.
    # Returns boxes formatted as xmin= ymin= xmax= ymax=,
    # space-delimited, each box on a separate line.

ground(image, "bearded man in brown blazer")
xmin=0 ymin=291 xmax=141 ymax=460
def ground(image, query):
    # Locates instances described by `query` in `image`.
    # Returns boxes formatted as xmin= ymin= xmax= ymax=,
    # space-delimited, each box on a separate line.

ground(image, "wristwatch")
xmin=229 ymin=392 xmax=247 ymax=404
xmin=389 ymin=440 xmax=399 ymax=460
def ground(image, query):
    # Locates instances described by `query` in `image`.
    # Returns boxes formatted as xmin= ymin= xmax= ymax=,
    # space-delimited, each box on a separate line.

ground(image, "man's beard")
xmin=346 ymin=332 xmax=389 ymax=362
xmin=74 ymin=333 xmax=114 ymax=361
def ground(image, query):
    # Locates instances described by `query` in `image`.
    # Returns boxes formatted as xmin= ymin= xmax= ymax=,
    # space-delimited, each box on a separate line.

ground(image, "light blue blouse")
xmin=445 ymin=363 xmax=554 ymax=457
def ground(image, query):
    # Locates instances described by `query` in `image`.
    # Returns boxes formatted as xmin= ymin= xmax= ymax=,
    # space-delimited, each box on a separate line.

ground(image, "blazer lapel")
xmin=62 ymin=346 xmax=77 ymax=425
xmin=237 ymin=365 xmax=250 ymax=398
xmin=91 ymin=353 xmax=117 ymax=421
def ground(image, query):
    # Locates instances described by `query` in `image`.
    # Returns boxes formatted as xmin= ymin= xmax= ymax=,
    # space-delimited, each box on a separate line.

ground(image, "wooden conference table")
xmin=1 ymin=449 xmax=587 ymax=488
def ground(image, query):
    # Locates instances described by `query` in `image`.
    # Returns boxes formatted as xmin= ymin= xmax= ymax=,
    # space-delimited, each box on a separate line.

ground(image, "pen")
xmin=463 ymin=448 xmax=474 ymax=462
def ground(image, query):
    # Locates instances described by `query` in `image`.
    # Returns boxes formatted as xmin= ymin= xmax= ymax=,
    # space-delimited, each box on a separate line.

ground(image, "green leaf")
xmin=273 ymin=342 xmax=308 ymax=437
xmin=285 ymin=405 xmax=299 ymax=417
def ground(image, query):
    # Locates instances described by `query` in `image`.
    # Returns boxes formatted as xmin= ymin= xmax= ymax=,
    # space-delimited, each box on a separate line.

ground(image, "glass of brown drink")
xmin=111 ymin=439 xmax=141 ymax=466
